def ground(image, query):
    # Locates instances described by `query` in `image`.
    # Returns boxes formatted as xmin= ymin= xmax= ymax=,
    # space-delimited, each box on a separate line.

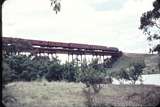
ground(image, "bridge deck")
xmin=2 ymin=37 xmax=122 ymax=56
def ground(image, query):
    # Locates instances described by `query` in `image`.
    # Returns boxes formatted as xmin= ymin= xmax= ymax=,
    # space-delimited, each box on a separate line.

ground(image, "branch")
xmin=145 ymin=30 xmax=153 ymax=41
xmin=153 ymin=22 xmax=160 ymax=29
xmin=155 ymin=23 xmax=160 ymax=29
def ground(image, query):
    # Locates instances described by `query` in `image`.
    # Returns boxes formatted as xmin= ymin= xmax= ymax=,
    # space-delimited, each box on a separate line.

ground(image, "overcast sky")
xmin=2 ymin=0 xmax=155 ymax=53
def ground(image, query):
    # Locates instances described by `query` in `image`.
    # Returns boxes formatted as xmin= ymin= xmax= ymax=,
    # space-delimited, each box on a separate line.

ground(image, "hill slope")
xmin=109 ymin=53 xmax=160 ymax=74
xmin=2 ymin=81 xmax=160 ymax=107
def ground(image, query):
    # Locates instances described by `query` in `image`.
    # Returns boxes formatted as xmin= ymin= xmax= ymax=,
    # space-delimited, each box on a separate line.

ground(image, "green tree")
xmin=79 ymin=58 xmax=111 ymax=90
xmin=45 ymin=56 xmax=62 ymax=81
xmin=113 ymin=62 xmax=145 ymax=84
xmin=62 ymin=60 xmax=79 ymax=82
xmin=139 ymin=0 xmax=160 ymax=54
xmin=112 ymin=68 xmax=130 ymax=84
xmin=6 ymin=55 xmax=29 ymax=80
xmin=31 ymin=56 xmax=51 ymax=79
xmin=2 ymin=62 xmax=16 ymax=85
xmin=127 ymin=62 xmax=145 ymax=84
xmin=45 ymin=62 xmax=64 ymax=81
xmin=19 ymin=56 xmax=37 ymax=81
xmin=50 ymin=0 xmax=61 ymax=14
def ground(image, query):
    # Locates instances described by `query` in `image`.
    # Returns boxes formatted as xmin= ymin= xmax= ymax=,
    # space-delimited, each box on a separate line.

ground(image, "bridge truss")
xmin=2 ymin=37 xmax=122 ymax=66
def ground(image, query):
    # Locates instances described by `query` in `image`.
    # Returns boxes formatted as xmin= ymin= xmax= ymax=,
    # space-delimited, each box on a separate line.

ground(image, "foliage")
xmin=62 ymin=60 xmax=79 ymax=82
xmin=50 ymin=0 xmax=61 ymax=14
xmin=4 ymin=55 xmax=30 ymax=81
xmin=113 ymin=62 xmax=145 ymax=84
xmin=45 ymin=61 xmax=63 ymax=81
xmin=81 ymin=59 xmax=113 ymax=107
xmin=139 ymin=0 xmax=160 ymax=53
xmin=112 ymin=68 xmax=130 ymax=84
xmin=79 ymin=58 xmax=109 ymax=86
xmin=2 ymin=62 xmax=16 ymax=85
xmin=2 ymin=53 xmax=113 ymax=90
xmin=2 ymin=55 xmax=51 ymax=84
xmin=127 ymin=62 xmax=146 ymax=84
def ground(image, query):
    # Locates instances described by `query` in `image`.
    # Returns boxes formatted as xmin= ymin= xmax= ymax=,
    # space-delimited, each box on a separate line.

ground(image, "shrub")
xmin=113 ymin=62 xmax=145 ymax=84
xmin=127 ymin=62 xmax=145 ymax=84
xmin=62 ymin=60 xmax=79 ymax=82
xmin=2 ymin=62 xmax=17 ymax=85
xmin=45 ymin=63 xmax=64 ymax=81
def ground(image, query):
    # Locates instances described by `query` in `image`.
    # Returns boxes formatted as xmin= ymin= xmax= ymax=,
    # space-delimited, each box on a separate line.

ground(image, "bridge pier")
xmin=68 ymin=53 xmax=70 ymax=63
xmin=99 ymin=55 xmax=102 ymax=63
xmin=80 ymin=54 xmax=82 ymax=63
xmin=77 ymin=54 xmax=80 ymax=65
xmin=84 ymin=54 xmax=86 ymax=62
xmin=103 ymin=55 xmax=104 ymax=62
xmin=80 ymin=54 xmax=82 ymax=68
xmin=72 ymin=54 xmax=73 ymax=62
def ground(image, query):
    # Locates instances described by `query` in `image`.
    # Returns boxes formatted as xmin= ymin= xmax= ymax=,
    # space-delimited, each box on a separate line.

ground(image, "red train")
xmin=2 ymin=37 xmax=119 ymax=52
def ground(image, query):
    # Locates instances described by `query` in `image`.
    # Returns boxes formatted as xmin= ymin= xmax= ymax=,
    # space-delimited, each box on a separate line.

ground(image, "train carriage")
xmin=68 ymin=43 xmax=90 ymax=49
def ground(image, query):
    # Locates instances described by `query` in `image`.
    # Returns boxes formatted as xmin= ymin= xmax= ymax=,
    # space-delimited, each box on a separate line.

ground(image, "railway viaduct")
xmin=2 ymin=37 xmax=122 ymax=66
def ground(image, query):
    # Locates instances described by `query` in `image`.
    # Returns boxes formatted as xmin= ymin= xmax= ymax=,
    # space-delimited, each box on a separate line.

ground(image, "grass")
xmin=3 ymin=80 xmax=160 ymax=107
xmin=3 ymin=80 xmax=86 ymax=107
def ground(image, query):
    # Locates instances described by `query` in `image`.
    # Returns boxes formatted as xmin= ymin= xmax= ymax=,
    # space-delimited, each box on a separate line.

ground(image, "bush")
xmin=2 ymin=54 xmax=113 ymax=85
xmin=127 ymin=62 xmax=145 ymax=84
xmin=112 ymin=68 xmax=130 ymax=84
xmin=45 ymin=63 xmax=64 ymax=81
xmin=113 ymin=62 xmax=145 ymax=84
xmin=2 ymin=62 xmax=17 ymax=85
xmin=62 ymin=60 xmax=79 ymax=82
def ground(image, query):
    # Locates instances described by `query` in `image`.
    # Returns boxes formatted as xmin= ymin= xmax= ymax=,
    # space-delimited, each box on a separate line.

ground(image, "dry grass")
xmin=2 ymin=81 xmax=160 ymax=107
xmin=3 ymin=80 xmax=86 ymax=107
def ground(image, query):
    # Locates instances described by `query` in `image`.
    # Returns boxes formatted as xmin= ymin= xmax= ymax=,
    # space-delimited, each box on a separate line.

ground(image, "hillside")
xmin=109 ymin=53 xmax=160 ymax=74
xmin=2 ymin=53 xmax=160 ymax=107
xmin=2 ymin=81 xmax=160 ymax=107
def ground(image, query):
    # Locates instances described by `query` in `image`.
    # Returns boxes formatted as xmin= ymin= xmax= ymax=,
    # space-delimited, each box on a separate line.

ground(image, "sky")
xmin=2 ymin=0 xmax=155 ymax=53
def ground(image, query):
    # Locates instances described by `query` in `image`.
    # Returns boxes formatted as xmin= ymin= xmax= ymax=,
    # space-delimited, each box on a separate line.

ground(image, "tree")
xmin=50 ymin=0 xmax=61 ymax=14
xmin=79 ymin=58 xmax=112 ymax=94
xmin=113 ymin=62 xmax=145 ymax=84
xmin=45 ymin=62 xmax=63 ymax=81
xmin=139 ymin=0 xmax=160 ymax=54
xmin=2 ymin=62 xmax=16 ymax=85
xmin=62 ymin=60 xmax=79 ymax=82
xmin=127 ymin=62 xmax=145 ymax=84
xmin=112 ymin=68 xmax=130 ymax=84
xmin=31 ymin=56 xmax=51 ymax=78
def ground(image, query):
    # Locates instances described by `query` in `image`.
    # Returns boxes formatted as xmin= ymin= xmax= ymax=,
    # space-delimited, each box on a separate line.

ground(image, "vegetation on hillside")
xmin=2 ymin=53 xmax=112 ymax=85
xmin=3 ymin=52 xmax=150 ymax=87
xmin=110 ymin=53 xmax=160 ymax=74
xmin=2 ymin=81 xmax=160 ymax=107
